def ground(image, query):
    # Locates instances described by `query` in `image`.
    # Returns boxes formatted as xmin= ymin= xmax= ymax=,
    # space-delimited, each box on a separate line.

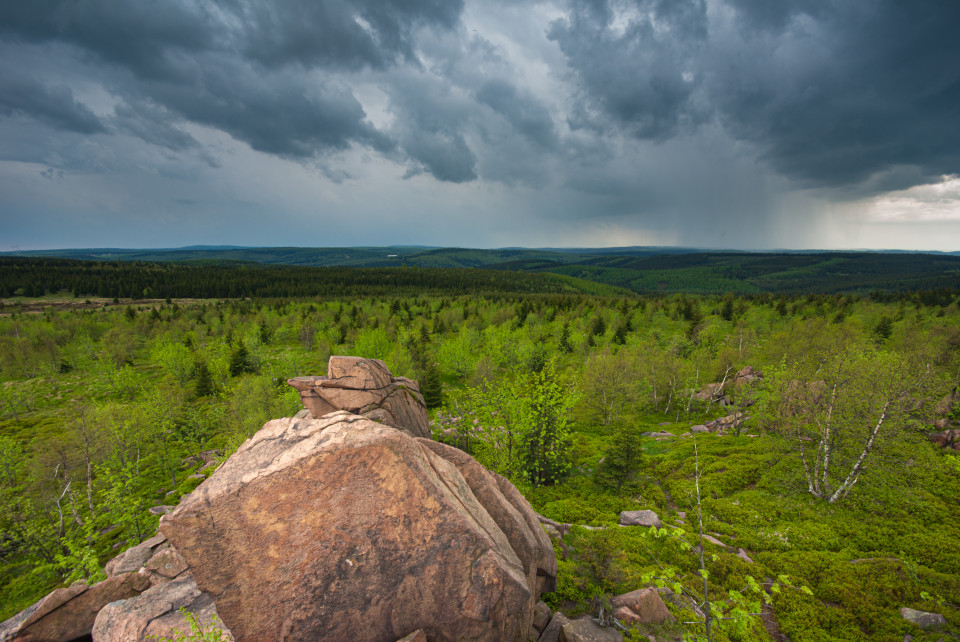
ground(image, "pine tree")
xmin=596 ymin=421 xmax=644 ymax=491
xmin=421 ymin=364 xmax=443 ymax=409
xmin=558 ymin=323 xmax=572 ymax=353
xmin=228 ymin=342 xmax=254 ymax=376
xmin=195 ymin=360 xmax=214 ymax=397
xmin=591 ymin=315 xmax=606 ymax=338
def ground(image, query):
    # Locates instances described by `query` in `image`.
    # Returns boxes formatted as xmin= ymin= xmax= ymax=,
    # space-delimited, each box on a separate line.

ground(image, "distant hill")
xmin=4 ymin=246 xmax=960 ymax=294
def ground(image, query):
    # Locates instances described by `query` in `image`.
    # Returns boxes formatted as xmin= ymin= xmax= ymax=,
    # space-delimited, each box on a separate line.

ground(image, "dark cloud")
xmin=549 ymin=0 xmax=960 ymax=192
xmin=138 ymin=56 xmax=394 ymax=158
xmin=0 ymin=0 xmax=458 ymax=174
xmin=232 ymin=0 xmax=463 ymax=70
xmin=109 ymin=99 xmax=199 ymax=152
xmin=548 ymin=0 xmax=707 ymax=139
xmin=0 ymin=66 xmax=105 ymax=134
xmin=706 ymin=1 xmax=960 ymax=191
xmin=475 ymin=80 xmax=557 ymax=149
xmin=0 ymin=0 xmax=215 ymax=77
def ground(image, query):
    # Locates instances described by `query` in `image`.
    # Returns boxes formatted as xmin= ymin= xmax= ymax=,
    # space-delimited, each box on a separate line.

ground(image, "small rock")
xmin=612 ymin=588 xmax=674 ymax=625
xmin=188 ymin=473 xmax=205 ymax=481
xmin=149 ymin=505 xmax=174 ymax=516
xmin=198 ymin=449 xmax=223 ymax=463
xmin=105 ymin=533 xmax=167 ymax=577
xmin=737 ymin=548 xmax=754 ymax=563
xmin=559 ymin=616 xmax=623 ymax=642
xmin=691 ymin=425 xmax=709 ymax=433
xmin=619 ymin=510 xmax=662 ymax=528
xmin=538 ymin=612 xmax=571 ymax=642
xmin=900 ymin=607 xmax=946 ymax=629
xmin=677 ymin=511 xmax=686 ymax=519
xmin=648 ymin=432 xmax=674 ymax=438
xmin=701 ymin=534 xmax=726 ymax=547
xmin=533 ymin=601 xmax=552 ymax=635
xmin=144 ymin=548 xmax=189 ymax=582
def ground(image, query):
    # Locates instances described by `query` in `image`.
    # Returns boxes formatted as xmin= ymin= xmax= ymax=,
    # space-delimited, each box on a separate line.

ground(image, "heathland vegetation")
xmin=1 ymin=267 xmax=959 ymax=640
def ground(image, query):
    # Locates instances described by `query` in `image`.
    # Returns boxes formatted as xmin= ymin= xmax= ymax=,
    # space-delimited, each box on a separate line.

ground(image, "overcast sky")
xmin=1 ymin=0 xmax=959 ymax=251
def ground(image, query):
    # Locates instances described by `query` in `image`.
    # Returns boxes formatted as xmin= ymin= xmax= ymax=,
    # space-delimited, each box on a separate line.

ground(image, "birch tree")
xmin=765 ymin=346 xmax=933 ymax=503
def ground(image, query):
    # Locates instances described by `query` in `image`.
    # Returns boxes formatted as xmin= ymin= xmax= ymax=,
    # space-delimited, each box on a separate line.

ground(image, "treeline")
xmin=540 ymin=252 xmax=960 ymax=294
xmin=0 ymin=258 xmax=614 ymax=299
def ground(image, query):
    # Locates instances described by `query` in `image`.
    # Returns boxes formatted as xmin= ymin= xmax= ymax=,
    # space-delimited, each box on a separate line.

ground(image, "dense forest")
xmin=0 ymin=257 xmax=629 ymax=300
xmin=1 ymin=282 xmax=959 ymax=640
xmin=7 ymin=246 xmax=960 ymax=295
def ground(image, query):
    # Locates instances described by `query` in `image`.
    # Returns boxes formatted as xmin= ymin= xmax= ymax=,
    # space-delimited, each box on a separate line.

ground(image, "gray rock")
xmin=619 ymin=510 xmax=662 ymax=528
xmin=559 ymin=616 xmax=623 ymax=642
xmin=148 ymin=505 xmax=174 ymax=516
xmin=900 ymin=607 xmax=946 ymax=629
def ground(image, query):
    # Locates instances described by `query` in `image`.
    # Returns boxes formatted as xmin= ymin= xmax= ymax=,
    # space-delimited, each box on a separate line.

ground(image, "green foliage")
xmin=1 ymin=289 xmax=959 ymax=639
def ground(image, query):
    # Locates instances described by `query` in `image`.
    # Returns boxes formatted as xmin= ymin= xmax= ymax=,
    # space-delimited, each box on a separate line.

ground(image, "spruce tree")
xmin=195 ymin=360 xmax=214 ymax=397
xmin=421 ymin=363 xmax=443 ymax=409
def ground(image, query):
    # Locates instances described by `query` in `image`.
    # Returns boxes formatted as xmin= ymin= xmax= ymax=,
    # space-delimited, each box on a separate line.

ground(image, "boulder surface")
xmin=160 ymin=410 xmax=556 ymax=642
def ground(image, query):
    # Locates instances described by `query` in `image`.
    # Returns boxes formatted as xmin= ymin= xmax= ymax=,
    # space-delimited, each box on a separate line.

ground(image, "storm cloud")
xmin=1 ymin=0 xmax=958 ymax=249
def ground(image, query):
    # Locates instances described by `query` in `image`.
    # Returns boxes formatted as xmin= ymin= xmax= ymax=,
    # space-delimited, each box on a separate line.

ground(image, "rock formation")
xmin=693 ymin=367 xmax=763 ymax=406
xmin=160 ymin=409 xmax=556 ymax=641
xmin=928 ymin=428 xmax=960 ymax=451
xmin=288 ymin=356 xmax=430 ymax=438
xmin=3 ymin=358 xmax=555 ymax=642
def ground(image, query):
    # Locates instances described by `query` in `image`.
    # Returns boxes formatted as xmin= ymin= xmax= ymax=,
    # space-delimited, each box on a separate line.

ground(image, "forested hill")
xmin=0 ymin=258 xmax=631 ymax=299
xmin=4 ymin=247 xmax=960 ymax=294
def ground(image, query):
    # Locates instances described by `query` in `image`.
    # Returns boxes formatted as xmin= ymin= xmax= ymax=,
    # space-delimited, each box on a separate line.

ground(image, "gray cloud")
xmin=548 ymin=0 xmax=707 ymax=139
xmin=232 ymin=0 xmax=463 ymax=70
xmin=475 ymin=80 xmax=557 ymax=150
xmin=547 ymin=0 xmax=960 ymax=193
xmin=0 ymin=66 xmax=106 ymax=134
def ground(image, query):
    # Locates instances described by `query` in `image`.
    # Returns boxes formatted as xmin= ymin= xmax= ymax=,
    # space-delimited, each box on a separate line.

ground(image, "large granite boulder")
xmin=0 ymin=572 xmax=150 ymax=642
xmin=160 ymin=411 xmax=556 ymax=642
xmin=288 ymin=356 xmax=430 ymax=438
